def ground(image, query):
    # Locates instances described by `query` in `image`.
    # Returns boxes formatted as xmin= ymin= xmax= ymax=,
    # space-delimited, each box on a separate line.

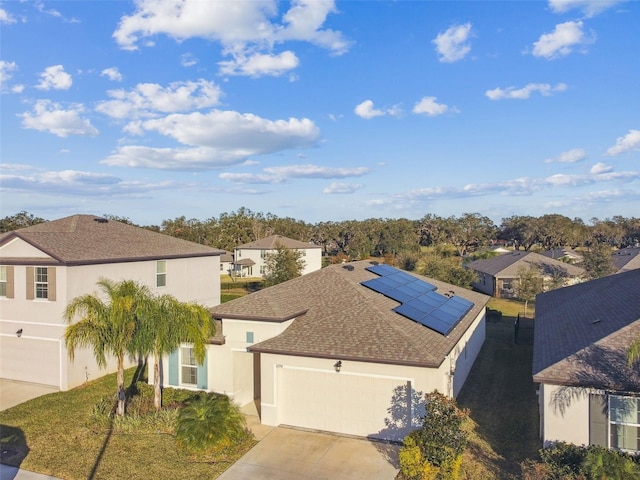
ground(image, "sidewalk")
xmin=0 ymin=464 xmax=61 ymax=480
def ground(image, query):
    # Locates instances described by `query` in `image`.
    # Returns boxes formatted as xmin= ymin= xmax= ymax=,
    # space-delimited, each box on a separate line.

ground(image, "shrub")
xmin=175 ymin=393 xmax=252 ymax=453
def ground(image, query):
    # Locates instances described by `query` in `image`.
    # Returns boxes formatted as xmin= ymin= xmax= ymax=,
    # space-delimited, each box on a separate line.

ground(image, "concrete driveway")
xmin=218 ymin=424 xmax=400 ymax=480
xmin=0 ymin=380 xmax=58 ymax=411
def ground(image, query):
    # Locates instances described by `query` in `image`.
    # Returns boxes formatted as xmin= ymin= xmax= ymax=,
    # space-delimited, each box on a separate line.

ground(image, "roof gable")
xmin=0 ymin=214 xmax=224 ymax=265
xmin=235 ymin=234 xmax=320 ymax=250
xmin=533 ymin=269 xmax=640 ymax=391
xmin=210 ymin=261 xmax=489 ymax=367
xmin=466 ymin=251 xmax=584 ymax=277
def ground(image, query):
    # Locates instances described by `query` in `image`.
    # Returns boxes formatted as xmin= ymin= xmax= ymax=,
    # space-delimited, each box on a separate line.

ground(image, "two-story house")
xmin=0 ymin=215 xmax=223 ymax=391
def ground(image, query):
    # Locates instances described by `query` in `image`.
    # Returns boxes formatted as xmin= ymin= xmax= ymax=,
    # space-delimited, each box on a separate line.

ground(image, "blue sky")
xmin=1 ymin=0 xmax=639 ymax=227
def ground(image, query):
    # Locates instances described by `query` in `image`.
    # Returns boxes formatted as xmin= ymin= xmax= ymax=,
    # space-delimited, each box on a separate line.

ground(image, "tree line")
xmin=3 ymin=209 xmax=638 ymax=258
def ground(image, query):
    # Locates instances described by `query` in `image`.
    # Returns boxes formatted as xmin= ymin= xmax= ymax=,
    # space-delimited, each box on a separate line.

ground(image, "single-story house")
xmin=0 ymin=214 xmax=223 ymax=390
xmin=532 ymin=269 xmax=640 ymax=452
xmin=466 ymin=251 xmax=585 ymax=298
xmin=155 ymin=260 xmax=489 ymax=441
xmin=612 ymin=247 xmax=640 ymax=274
xmin=232 ymin=234 xmax=321 ymax=278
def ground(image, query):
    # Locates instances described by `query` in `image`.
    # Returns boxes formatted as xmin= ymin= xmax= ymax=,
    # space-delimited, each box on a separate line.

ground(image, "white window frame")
xmin=35 ymin=267 xmax=48 ymax=299
xmin=609 ymin=394 xmax=640 ymax=453
xmin=180 ymin=347 xmax=198 ymax=386
xmin=156 ymin=260 xmax=167 ymax=287
xmin=0 ymin=266 xmax=6 ymax=297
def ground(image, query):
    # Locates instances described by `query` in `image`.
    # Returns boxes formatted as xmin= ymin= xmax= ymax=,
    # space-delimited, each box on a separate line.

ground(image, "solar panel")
xmin=362 ymin=263 xmax=474 ymax=336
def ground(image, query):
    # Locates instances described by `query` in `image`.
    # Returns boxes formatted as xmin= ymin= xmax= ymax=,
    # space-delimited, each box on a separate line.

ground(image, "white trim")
xmin=0 ymin=333 xmax=59 ymax=341
xmin=0 ymin=319 xmax=66 ymax=328
xmin=59 ymin=339 xmax=64 ymax=389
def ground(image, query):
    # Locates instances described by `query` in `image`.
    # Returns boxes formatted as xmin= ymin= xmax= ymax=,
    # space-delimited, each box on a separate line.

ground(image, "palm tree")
xmin=64 ymin=279 xmax=150 ymax=415
xmin=136 ymin=294 xmax=215 ymax=410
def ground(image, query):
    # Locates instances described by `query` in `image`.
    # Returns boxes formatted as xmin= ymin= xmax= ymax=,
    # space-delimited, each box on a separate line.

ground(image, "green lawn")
xmin=457 ymin=301 xmax=540 ymax=479
xmin=0 ymin=368 xmax=254 ymax=480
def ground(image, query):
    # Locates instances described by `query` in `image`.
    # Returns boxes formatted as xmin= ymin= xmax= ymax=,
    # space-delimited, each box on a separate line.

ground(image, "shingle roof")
xmin=612 ymin=247 xmax=640 ymax=273
xmin=210 ymin=260 xmax=490 ymax=368
xmin=466 ymin=251 xmax=585 ymax=277
xmin=0 ymin=214 xmax=223 ymax=265
xmin=532 ymin=269 xmax=640 ymax=391
xmin=236 ymin=234 xmax=320 ymax=250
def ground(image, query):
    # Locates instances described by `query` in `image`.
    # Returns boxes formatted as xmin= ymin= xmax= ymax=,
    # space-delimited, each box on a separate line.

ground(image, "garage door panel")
xmin=278 ymin=368 xmax=413 ymax=441
xmin=0 ymin=337 xmax=60 ymax=387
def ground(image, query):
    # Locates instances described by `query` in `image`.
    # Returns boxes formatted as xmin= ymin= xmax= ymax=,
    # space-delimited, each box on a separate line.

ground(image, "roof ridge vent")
xmin=94 ymin=217 xmax=109 ymax=224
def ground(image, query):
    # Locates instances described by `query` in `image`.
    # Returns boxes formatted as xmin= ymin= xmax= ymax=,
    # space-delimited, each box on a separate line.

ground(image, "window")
xmin=181 ymin=347 xmax=198 ymax=386
xmin=246 ymin=331 xmax=254 ymax=343
xmin=260 ymin=249 xmax=266 ymax=259
xmin=35 ymin=267 xmax=48 ymax=299
xmin=610 ymin=395 xmax=640 ymax=452
xmin=502 ymin=279 xmax=512 ymax=290
xmin=220 ymin=263 xmax=224 ymax=271
xmin=237 ymin=249 xmax=242 ymax=258
xmin=156 ymin=260 xmax=167 ymax=287
xmin=260 ymin=265 xmax=266 ymax=275
xmin=0 ymin=266 xmax=6 ymax=297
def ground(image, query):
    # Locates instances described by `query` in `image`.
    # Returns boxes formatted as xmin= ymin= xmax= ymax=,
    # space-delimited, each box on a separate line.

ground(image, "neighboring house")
xmin=153 ymin=260 xmax=489 ymax=441
xmin=541 ymin=248 xmax=583 ymax=264
xmin=232 ymin=234 xmax=321 ymax=278
xmin=219 ymin=250 xmax=234 ymax=276
xmin=612 ymin=246 xmax=640 ymax=274
xmin=532 ymin=269 xmax=640 ymax=452
xmin=0 ymin=215 xmax=223 ymax=391
xmin=466 ymin=251 xmax=585 ymax=298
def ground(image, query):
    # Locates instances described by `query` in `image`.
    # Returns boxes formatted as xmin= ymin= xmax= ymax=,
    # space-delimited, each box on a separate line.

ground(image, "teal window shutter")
xmin=197 ymin=350 xmax=208 ymax=390
xmin=246 ymin=331 xmax=254 ymax=343
xmin=168 ymin=349 xmax=179 ymax=386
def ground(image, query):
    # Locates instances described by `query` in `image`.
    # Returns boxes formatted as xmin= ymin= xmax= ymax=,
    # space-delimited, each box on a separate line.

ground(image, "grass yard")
xmin=0 ymin=368 xmax=254 ymax=479
xmin=457 ymin=299 xmax=540 ymax=479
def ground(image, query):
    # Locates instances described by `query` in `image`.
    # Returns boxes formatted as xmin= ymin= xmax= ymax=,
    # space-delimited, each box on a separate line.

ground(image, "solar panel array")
xmin=362 ymin=264 xmax=474 ymax=336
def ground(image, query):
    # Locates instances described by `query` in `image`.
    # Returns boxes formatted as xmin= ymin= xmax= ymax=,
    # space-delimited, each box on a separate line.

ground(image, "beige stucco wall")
xmin=540 ymin=383 xmax=591 ymax=446
xmin=1 ymin=238 xmax=221 ymax=390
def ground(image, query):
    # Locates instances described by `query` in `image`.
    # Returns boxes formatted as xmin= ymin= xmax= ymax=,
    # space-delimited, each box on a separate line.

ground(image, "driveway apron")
xmin=218 ymin=426 xmax=400 ymax=480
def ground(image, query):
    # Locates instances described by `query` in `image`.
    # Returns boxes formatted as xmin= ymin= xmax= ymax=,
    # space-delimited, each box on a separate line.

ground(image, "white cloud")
xmin=354 ymin=100 xmax=385 ymax=119
xmin=219 ymin=51 xmax=299 ymax=77
xmin=432 ymin=23 xmax=472 ymax=63
xmin=20 ymin=100 xmax=99 ymax=137
xmin=102 ymin=110 xmax=320 ymax=170
xmin=36 ymin=65 xmax=72 ymax=90
xmin=220 ymin=164 xmax=369 ymax=184
xmin=590 ymin=162 xmax=613 ymax=174
xmin=101 ymin=67 xmax=123 ymax=82
xmin=544 ymin=148 xmax=586 ymax=163
xmin=181 ymin=53 xmax=198 ymax=67
xmin=486 ymin=82 xmax=567 ymax=100
xmin=605 ymin=129 xmax=640 ymax=156
xmin=113 ymin=0 xmax=349 ymax=77
xmin=412 ymin=97 xmax=452 ymax=116
xmin=96 ymin=80 xmax=223 ymax=119
xmin=532 ymin=21 xmax=594 ymax=59
xmin=548 ymin=0 xmax=625 ymax=17
xmin=0 ymin=8 xmax=16 ymax=24
xmin=323 ymin=182 xmax=363 ymax=194
xmin=1 ymin=167 xmax=176 ymax=197
xmin=0 ymin=60 xmax=17 ymax=86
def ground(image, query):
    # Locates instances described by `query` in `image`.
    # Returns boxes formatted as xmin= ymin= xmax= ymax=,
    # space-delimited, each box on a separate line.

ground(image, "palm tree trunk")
xmin=117 ymin=356 xmax=125 ymax=416
xmin=154 ymin=350 xmax=162 ymax=411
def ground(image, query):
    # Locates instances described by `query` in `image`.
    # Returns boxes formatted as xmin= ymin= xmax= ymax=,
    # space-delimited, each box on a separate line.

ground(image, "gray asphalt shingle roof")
xmin=532 ymin=269 xmax=640 ymax=391
xmin=0 ymin=214 xmax=223 ymax=265
xmin=612 ymin=247 xmax=640 ymax=273
xmin=210 ymin=260 xmax=490 ymax=367
xmin=466 ymin=251 xmax=585 ymax=278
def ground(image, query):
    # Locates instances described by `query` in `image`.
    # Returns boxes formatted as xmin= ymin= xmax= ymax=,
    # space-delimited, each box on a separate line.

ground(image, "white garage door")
xmin=0 ymin=336 xmax=60 ymax=387
xmin=278 ymin=367 xmax=415 ymax=441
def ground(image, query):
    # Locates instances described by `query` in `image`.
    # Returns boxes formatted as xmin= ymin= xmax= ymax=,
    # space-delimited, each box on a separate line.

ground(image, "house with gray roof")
xmin=0 ymin=214 xmax=223 ymax=390
xmin=465 ymin=251 xmax=585 ymax=298
xmin=532 ymin=269 xmax=640 ymax=452
xmin=165 ymin=260 xmax=489 ymax=441
xmin=233 ymin=234 xmax=321 ymax=278
xmin=541 ymin=247 xmax=583 ymax=264
xmin=612 ymin=246 xmax=640 ymax=274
